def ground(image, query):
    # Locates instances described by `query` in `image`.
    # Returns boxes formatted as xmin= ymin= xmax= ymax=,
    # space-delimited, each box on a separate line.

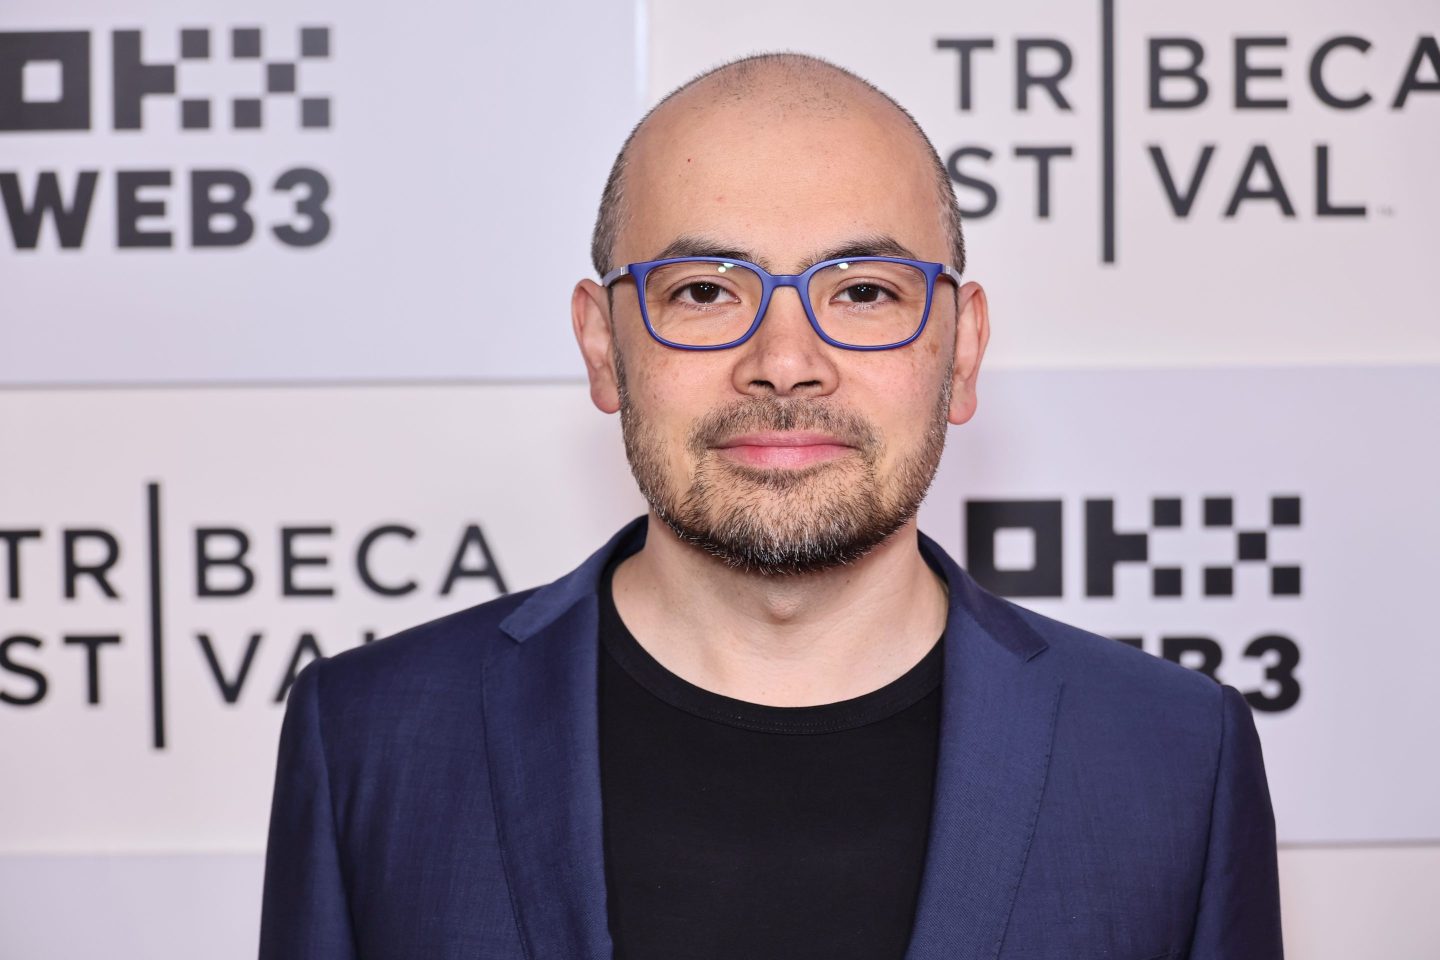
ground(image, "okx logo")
xmin=964 ymin=494 xmax=1305 ymax=712
xmin=0 ymin=27 xmax=332 ymax=132
xmin=966 ymin=494 xmax=1302 ymax=599
xmin=0 ymin=26 xmax=335 ymax=252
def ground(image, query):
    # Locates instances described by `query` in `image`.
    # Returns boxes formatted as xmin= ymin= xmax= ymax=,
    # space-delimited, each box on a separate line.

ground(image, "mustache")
xmin=688 ymin=398 xmax=879 ymax=455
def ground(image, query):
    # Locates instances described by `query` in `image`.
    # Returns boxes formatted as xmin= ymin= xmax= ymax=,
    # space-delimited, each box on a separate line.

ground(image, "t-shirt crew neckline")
xmin=598 ymin=561 xmax=943 ymax=736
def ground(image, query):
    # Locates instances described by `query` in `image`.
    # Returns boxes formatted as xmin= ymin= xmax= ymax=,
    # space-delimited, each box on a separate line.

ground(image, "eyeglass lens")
xmin=641 ymin=260 xmax=929 ymax=347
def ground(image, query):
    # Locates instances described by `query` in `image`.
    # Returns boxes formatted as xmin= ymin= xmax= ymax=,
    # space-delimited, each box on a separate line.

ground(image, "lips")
xmin=713 ymin=431 xmax=857 ymax=469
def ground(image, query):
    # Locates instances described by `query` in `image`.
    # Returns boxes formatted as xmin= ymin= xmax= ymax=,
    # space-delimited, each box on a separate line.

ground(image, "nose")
xmin=730 ymin=282 xmax=840 ymax=399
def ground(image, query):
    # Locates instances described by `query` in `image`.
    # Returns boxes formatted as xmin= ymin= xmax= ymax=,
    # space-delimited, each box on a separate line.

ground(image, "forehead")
xmin=620 ymin=86 xmax=945 ymax=270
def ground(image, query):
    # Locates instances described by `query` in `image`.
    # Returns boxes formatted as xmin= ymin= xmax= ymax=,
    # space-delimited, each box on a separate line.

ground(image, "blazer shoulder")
xmin=986 ymin=590 xmax=1224 ymax=726
xmin=933 ymin=536 xmax=1222 ymax=721
xmin=302 ymin=587 xmax=540 ymax=713
xmin=984 ymin=595 xmax=1233 ymax=796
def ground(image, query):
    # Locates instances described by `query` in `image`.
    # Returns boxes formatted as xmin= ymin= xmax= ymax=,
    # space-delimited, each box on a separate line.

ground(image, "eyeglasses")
xmin=600 ymin=256 xmax=962 ymax=351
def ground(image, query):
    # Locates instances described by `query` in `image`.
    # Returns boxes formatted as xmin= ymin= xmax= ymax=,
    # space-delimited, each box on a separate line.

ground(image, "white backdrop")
xmin=2 ymin=0 xmax=1439 ymax=957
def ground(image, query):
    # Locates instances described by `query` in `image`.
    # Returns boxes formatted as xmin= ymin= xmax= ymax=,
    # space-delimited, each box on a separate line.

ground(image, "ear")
xmin=572 ymin=279 xmax=621 ymax=414
xmin=948 ymin=281 xmax=990 ymax=426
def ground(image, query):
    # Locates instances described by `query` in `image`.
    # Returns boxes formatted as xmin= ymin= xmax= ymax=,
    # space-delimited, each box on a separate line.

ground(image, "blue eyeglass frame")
xmin=600 ymin=255 xmax=963 ymax=351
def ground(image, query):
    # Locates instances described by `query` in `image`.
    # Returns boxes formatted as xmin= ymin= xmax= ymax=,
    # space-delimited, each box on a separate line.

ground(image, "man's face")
xmin=579 ymin=85 xmax=985 ymax=575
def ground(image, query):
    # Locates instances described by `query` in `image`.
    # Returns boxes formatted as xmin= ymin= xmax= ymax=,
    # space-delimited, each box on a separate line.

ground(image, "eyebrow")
xmin=652 ymin=235 xmax=765 ymax=268
xmin=808 ymin=235 xmax=921 ymax=265
xmin=649 ymin=233 xmax=922 ymax=273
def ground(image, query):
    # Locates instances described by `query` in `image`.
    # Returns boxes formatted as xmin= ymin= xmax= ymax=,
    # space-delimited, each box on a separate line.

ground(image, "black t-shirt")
xmin=598 ymin=560 xmax=942 ymax=960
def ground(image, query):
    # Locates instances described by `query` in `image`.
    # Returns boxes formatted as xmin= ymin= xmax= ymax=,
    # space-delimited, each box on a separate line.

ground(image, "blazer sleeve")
xmin=1186 ymin=684 xmax=1285 ymax=959
xmin=258 ymin=658 xmax=359 ymax=960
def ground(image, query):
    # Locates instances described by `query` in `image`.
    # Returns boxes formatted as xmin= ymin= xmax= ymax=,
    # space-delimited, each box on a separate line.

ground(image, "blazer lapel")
xmin=905 ymin=536 xmax=1063 ymax=960
xmin=480 ymin=519 xmax=647 ymax=960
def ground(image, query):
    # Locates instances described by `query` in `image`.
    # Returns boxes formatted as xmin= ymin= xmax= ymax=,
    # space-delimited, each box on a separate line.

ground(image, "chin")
xmin=657 ymin=461 xmax=917 ymax=577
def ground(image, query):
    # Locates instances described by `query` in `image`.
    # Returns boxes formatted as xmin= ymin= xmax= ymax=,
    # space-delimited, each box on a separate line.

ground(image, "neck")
xmin=610 ymin=513 xmax=950 ymax=706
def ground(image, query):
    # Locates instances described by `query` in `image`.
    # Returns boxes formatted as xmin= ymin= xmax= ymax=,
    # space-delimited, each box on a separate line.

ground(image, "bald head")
xmin=589 ymin=53 xmax=965 ymax=278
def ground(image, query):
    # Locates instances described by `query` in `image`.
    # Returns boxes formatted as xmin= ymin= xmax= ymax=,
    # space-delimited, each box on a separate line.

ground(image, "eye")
xmin=673 ymin=281 xmax=739 ymax=306
xmin=835 ymin=281 xmax=896 ymax=305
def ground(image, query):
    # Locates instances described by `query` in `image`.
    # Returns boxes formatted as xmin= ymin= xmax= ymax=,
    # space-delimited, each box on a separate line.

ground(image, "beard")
xmin=615 ymin=347 xmax=952 ymax=577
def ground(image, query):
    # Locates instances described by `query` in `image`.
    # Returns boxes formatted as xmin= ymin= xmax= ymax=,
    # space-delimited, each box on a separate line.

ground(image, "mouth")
xmin=711 ymin=431 xmax=859 ymax=469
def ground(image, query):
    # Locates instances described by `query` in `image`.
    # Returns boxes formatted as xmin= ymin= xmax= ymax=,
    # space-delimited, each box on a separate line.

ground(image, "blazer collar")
xmin=497 ymin=516 xmax=648 ymax=643
xmin=485 ymin=519 xmax=1060 ymax=960
xmin=481 ymin=519 xmax=646 ymax=960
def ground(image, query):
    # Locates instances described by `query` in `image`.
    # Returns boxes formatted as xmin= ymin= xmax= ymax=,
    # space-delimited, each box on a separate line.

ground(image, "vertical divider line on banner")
xmin=1101 ymin=0 xmax=1117 ymax=264
xmin=146 ymin=480 xmax=167 ymax=750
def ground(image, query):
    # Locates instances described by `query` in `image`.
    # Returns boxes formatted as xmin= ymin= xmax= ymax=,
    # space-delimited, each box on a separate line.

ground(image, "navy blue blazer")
xmin=259 ymin=518 xmax=1283 ymax=960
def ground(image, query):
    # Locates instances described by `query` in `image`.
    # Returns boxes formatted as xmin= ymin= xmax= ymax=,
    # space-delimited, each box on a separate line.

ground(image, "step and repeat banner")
xmin=2 ymin=0 xmax=1439 ymax=955
xmin=2 ymin=371 xmax=1438 ymax=853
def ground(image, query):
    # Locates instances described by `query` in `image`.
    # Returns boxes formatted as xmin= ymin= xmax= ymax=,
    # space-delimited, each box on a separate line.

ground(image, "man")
xmin=259 ymin=53 xmax=1283 ymax=960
